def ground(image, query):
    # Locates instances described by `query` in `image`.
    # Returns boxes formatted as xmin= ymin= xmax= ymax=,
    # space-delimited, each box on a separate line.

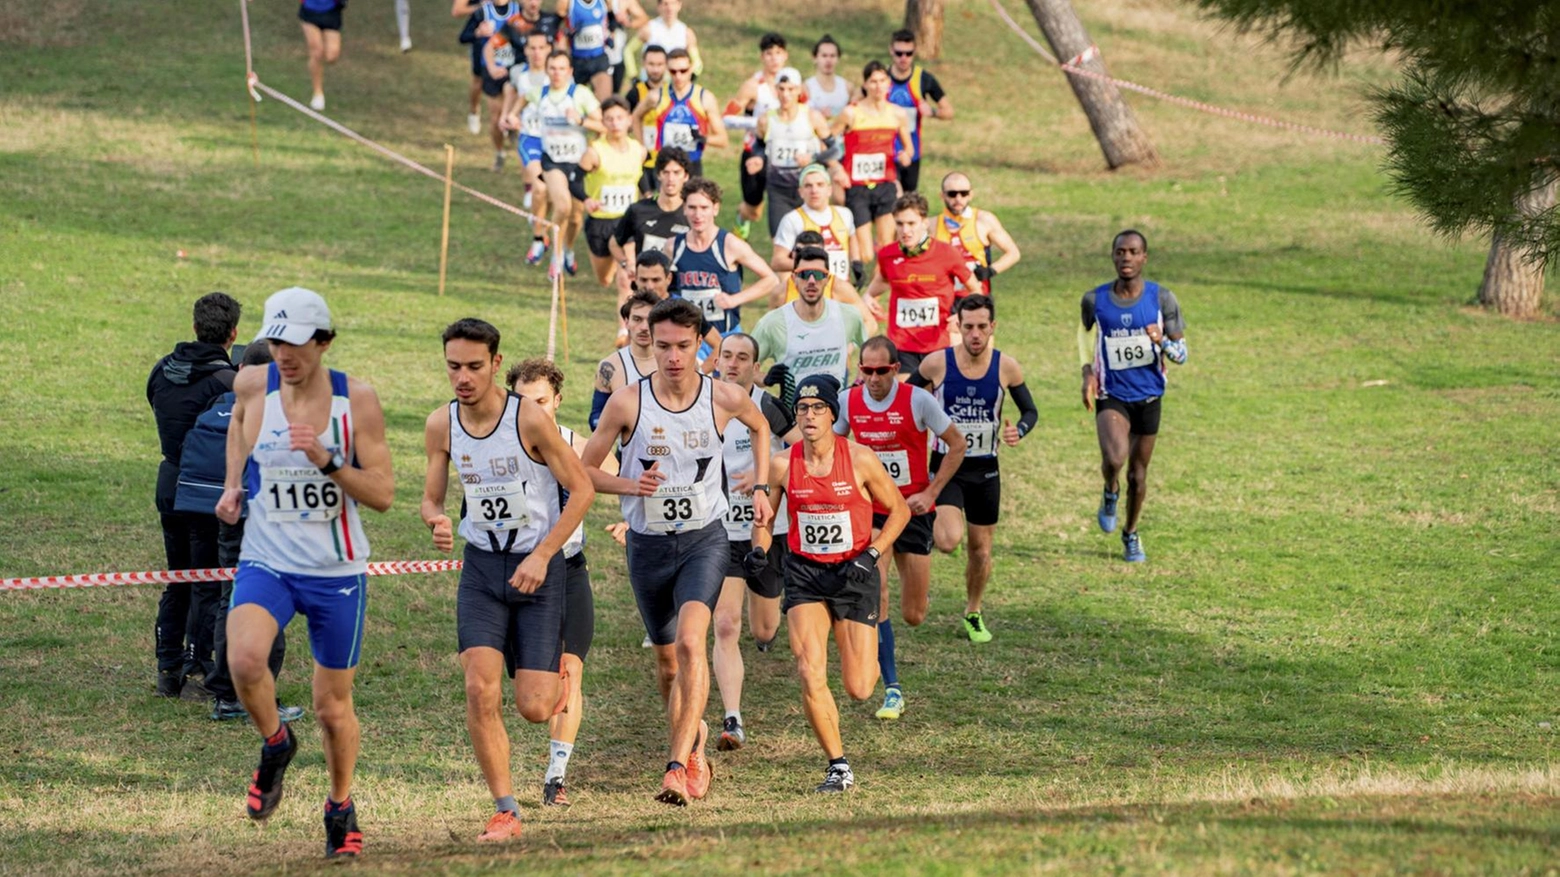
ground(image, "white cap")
xmin=255 ymin=286 xmax=333 ymax=346
xmin=776 ymin=66 xmax=803 ymax=85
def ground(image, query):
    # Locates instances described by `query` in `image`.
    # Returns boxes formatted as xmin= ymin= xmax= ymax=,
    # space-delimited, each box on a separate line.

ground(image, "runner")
xmin=1080 ymin=230 xmax=1187 ymax=563
xmin=505 ymin=357 xmax=610 ymax=809
xmin=908 ymin=294 xmax=1037 ymax=643
xmin=503 ymin=29 xmax=558 ymax=264
xmin=420 ymin=320 xmax=594 ymax=841
xmin=578 ymin=97 xmax=649 ymax=295
xmin=504 ymin=50 xmax=605 ymax=280
xmin=456 ymin=0 xmax=518 ymax=135
xmin=725 ymin=32 xmax=792 ymax=240
xmin=753 ymin=246 xmax=867 ymax=409
xmin=632 ymin=49 xmax=726 ymax=181
xmin=637 ymin=0 xmax=701 ymax=74
xmin=581 ymin=298 xmax=775 ymax=806
xmin=804 ymin=35 xmax=850 ymax=120
xmin=832 ymin=61 xmax=914 ymax=261
xmin=885 ymin=28 xmax=953 ymax=194
xmin=299 ymin=0 xmax=346 ymax=111
xmin=834 ymin=335 xmax=965 ymax=721
xmin=590 ymin=288 xmax=660 ymax=429
xmin=711 ymin=333 xmax=797 ymax=751
xmin=748 ymin=373 xmax=909 ymax=792
xmin=560 ymin=0 xmax=616 ymax=100
xmin=862 ymin=192 xmax=973 ymax=377
xmin=667 ymin=178 xmax=778 ymax=341
xmin=610 ymin=147 xmax=691 ymax=311
xmin=624 ymin=45 xmax=669 ymax=193
xmin=604 ymin=0 xmax=649 ymax=95
xmin=215 ymin=287 xmax=395 ymax=858
xmin=771 ymin=164 xmax=860 ymax=285
xmin=934 ymin=172 xmax=1021 ymax=295
xmin=750 ymin=67 xmax=832 ymax=237
xmin=481 ymin=18 xmax=527 ymax=172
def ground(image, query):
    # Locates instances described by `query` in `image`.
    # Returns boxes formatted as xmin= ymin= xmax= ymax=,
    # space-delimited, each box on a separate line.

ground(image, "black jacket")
xmin=148 ymin=341 xmax=234 ymax=512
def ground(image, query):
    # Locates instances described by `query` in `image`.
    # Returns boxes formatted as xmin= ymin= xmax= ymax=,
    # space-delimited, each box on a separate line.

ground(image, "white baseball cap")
xmin=776 ymin=66 xmax=803 ymax=85
xmin=255 ymin=286 xmax=333 ymax=346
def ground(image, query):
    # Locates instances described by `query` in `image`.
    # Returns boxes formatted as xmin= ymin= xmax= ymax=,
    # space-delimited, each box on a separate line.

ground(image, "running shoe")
xmin=309 ymin=93 xmax=326 ymax=112
xmin=1097 ymin=489 xmax=1119 ymax=533
xmin=278 ymin=705 xmax=304 ymax=723
xmin=468 ymin=113 xmax=482 ymax=135
xmin=686 ymin=720 xmax=712 ymax=799
xmin=323 ymin=801 xmax=363 ymax=859
xmin=963 ymin=612 xmax=993 ymax=644
xmin=734 ymin=219 xmax=752 ymax=241
xmin=563 ymin=250 xmax=578 ymax=276
xmin=874 ymin=686 xmax=905 ymax=720
xmin=492 ymin=152 xmax=505 ymax=173
xmin=1123 ymin=531 xmax=1146 ymax=563
xmin=526 ymin=239 xmax=547 ymax=265
xmin=542 ymin=777 xmax=570 ymax=807
xmin=655 ymin=766 xmax=689 ymax=806
xmin=816 ymin=763 xmax=855 ymax=794
xmin=641 ymin=634 xmax=653 ymax=648
xmin=400 ymin=36 xmax=413 ymax=53
xmin=477 ymin=809 xmax=522 ymax=842
xmin=213 ymin=701 xmax=304 ymax=722
xmin=755 ymin=637 xmax=773 ymax=653
xmin=717 ymin=715 xmax=745 ymax=751
xmin=246 ymin=725 xmax=297 ymax=821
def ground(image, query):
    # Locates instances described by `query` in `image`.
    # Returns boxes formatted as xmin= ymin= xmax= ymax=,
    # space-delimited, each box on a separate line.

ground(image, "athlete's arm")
xmin=714 ymin=236 xmax=779 ymax=309
xmin=907 ymin=350 xmax=943 ymax=391
xmin=750 ymin=449 xmax=787 ymax=553
xmin=909 ymin=386 xmax=961 ymax=514
xmin=1002 ymin=354 xmax=1037 ymax=445
xmin=572 ymin=429 xmax=617 ymax=474
xmin=716 ymin=379 xmax=773 ymax=528
xmin=508 ymin=402 xmax=596 ymax=592
xmin=830 ymin=277 xmax=878 ymax=336
xmin=924 ymin=72 xmax=952 ymax=121
xmin=215 ymin=366 xmax=264 ymax=525
xmin=1156 ymin=288 xmax=1188 ymax=360
xmin=701 ymin=90 xmax=729 ymax=150
xmin=1079 ymin=289 xmax=1099 ymax=410
xmin=862 ymin=260 xmax=889 ymax=321
xmin=853 ymin=442 xmax=909 ymax=553
xmin=577 ymin=144 xmax=602 ymax=174
xmin=983 ymin=213 xmax=1021 ymax=277
xmin=619 ymin=0 xmax=650 ymax=30
xmin=420 ymin=406 xmax=456 ymax=552
xmin=685 ymin=28 xmax=704 ymax=75
xmin=482 ymin=39 xmax=506 ymax=80
xmin=503 ymin=91 xmax=530 ymax=130
xmin=830 ymin=104 xmax=852 ymax=137
xmin=579 ymin=104 xmax=606 ymax=136
xmin=895 ymin=113 xmax=915 ymax=166
xmin=581 ymin=386 xmax=664 ymax=496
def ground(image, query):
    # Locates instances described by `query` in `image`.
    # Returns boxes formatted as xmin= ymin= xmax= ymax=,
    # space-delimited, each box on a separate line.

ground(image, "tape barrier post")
xmin=2 ymin=560 xmax=465 ymax=593
xmin=557 ymin=225 xmax=570 ymax=363
xmin=239 ymin=0 xmax=260 ymax=168
xmin=438 ymin=143 xmax=455 ymax=296
xmin=546 ymin=228 xmax=560 ymax=362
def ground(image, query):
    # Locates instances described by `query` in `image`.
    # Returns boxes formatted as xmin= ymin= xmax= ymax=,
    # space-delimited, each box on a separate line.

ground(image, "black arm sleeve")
xmin=1009 ymin=382 xmax=1038 ymax=439
xmin=922 ymin=71 xmax=946 ymax=102
xmin=1079 ymin=289 xmax=1097 ymax=330
xmin=906 ymin=370 xmax=934 ymax=390
xmin=568 ymin=167 xmax=589 ymax=202
xmin=759 ymin=393 xmax=795 ymax=439
xmin=1160 ymin=288 xmax=1186 ymax=337
xmin=459 ymin=13 xmax=481 ymax=44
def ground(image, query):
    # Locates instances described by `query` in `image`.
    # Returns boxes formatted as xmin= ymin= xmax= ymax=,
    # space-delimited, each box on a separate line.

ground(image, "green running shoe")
xmin=962 ymin=612 xmax=993 ymax=644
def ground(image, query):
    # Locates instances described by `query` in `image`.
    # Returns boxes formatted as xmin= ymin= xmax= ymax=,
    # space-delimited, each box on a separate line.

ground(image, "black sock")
xmin=666 ymin=760 xmax=685 ymax=772
xmin=829 ymin=756 xmax=849 ymax=768
xmin=324 ymin=796 xmax=353 ymax=813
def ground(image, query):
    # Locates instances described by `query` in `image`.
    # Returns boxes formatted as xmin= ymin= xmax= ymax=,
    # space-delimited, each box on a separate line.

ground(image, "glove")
xmin=850 ymin=259 xmax=865 ymax=287
xmin=742 ymin=546 xmax=768 ymax=578
xmin=843 ymin=547 xmax=880 ymax=587
xmin=762 ymin=362 xmax=789 ymax=388
xmin=973 ymin=264 xmax=995 ymax=282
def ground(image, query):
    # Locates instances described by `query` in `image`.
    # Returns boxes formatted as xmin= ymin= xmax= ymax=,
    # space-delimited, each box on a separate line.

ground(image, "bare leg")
xmin=228 ymin=604 xmax=282 ymax=736
xmin=711 ymin=576 xmax=746 ymax=715
xmin=312 ymin=662 xmax=359 ymax=803
xmin=895 ymin=551 xmax=931 ymax=627
xmin=1096 ymin=408 xmax=1130 ymax=495
xmin=964 ymin=523 xmax=995 ymax=615
xmin=469 ymin=76 xmax=483 ymax=116
xmin=933 ymin=504 xmax=964 ymax=554
xmin=748 ymin=592 xmax=782 ymax=644
xmin=1124 ymin=434 xmax=1157 ymax=534
xmin=591 ymin=70 xmax=613 ymax=102
xmin=834 ymin=617 xmax=879 ymax=702
xmin=461 ymin=648 xmax=513 ymax=800
xmin=789 ymin=602 xmax=842 ymax=758
xmin=667 ymin=602 xmax=713 ymax=763
xmin=302 ymin=24 xmax=326 ymax=99
xmin=590 ymin=253 xmax=618 ymax=287
xmin=548 ymin=653 xmax=585 ymax=745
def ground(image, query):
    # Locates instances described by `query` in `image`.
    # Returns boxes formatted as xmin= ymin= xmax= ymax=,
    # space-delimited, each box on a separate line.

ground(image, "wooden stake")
xmin=557 ymin=226 xmax=569 ymax=362
xmin=437 ymin=144 xmax=455 ymax=296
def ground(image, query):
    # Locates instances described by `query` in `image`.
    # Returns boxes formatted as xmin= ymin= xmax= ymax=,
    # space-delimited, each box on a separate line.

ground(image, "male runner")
xmin=909 ymin=294 xmax=1037 ymax=643
xmin=862 ymin=192 xmax=973 ymax=377
xmin=804 ymin=35 xmax=850 ymax=119
xmin=726 ymin=32 xmax=793 ymax=240
xmin=771 ymin=164 xmax=860 ymax=285
xmin=215 ymin=287 xmax=395 ymax=858
xmin=885 ymin=28 xmax=953 ymax=194
xmin=766 ymin=231 xmax=877 ymax=332
xmin=637 ymin=0 xmax=701 ymax=73
xmin=504 ymin=29 xmax=558 ymax=264
xmin=581 ymin=298 xmax=775 ymax=806
xmin=1080 ymin=230 xmax=1187 ymax=563
xmin=625 ymin=44 xmax=669 ymax=192
xmin=711 ymin=333 xmax=797 ymax=751
xmin=748 ymin=373 xmax=909 ymax=792
xmin=560 ymin=0 xmax=615 ymax=100
xmin=420 ymin=319 xmax=594 ymax=841
xmin=591 ymin=288 xmax=661 ymax=429
xmin=749 ymin=67 xmax=833 ymax=237
xmin=506 ymin=357 xmax=610 ymax=808
xmin=934 ymin=172 xmax=1021 ymax=295
xmin=610 ymin=147 xmax=691 ymax=308
xmin=481 ymin=19 xmax=527 ymax=172
xmin=578 ymin=97 xmax=649 ymax=294
xmin=621 ymin=251 xmax=724 ymax=361
xmin=299 ymin=0 xmax=347 ymax=111
xmin=835 ymin=336 xmax=965 ymax=720
xmin=667 ymin=177 xmax=778 ymax=340
xmin=603 ymin=0 xmax=649 ymax=95
xmin=752 ymin=246 xmax=867 ymax=409
xmin=833 ymin=61 xmax=915 ymax=260
xmin=457 ymin=0 xmax=519 ymax=134
xmin=632 ymin=49 xmax=726 ymax=181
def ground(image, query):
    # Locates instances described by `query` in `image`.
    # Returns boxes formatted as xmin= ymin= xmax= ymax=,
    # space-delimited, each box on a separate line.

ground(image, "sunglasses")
xmin=668 ymin=66 xmax=692 ymax=74
xmin=794 ymin=268 xmax=829 ymax=281
xmin=943 ymin=189 xmax=970 ymax=198
xmin=893 ymin=49 xmax=915 ymax=57
xmin=858 ymin=364 xmax=897 ymax=375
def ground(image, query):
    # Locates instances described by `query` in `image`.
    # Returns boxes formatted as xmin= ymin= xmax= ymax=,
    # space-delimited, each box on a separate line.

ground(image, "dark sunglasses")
xmin=943 ymin=189 xmax=970 ymax=198
xmin=668 ymin=66 xmax=692 ymax=74
xmin=794 ymin=268 xmax=829 ymax=281
xmin=858 ymin=364 xmax=897 ymax=375
xmin=892 ymin=49 xmax=915 ymax=57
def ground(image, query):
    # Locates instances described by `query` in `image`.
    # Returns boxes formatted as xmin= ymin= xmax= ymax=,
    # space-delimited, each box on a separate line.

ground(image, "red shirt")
xmin=786 ymin=436 xmax=873 ymax=563
xmin=877 ymin=239 xmax=972 ymax=354
xmin=845 ymin=383 xmax=931 ymax=514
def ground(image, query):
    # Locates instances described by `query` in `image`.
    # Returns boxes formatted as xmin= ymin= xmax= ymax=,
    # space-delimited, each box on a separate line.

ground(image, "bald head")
xmin=940 ymin=172 xmax=973 ymax=212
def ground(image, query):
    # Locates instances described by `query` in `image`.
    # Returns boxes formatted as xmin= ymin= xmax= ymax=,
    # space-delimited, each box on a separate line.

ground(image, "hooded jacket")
xmin=148 ymin=341 xmax=234 ymax=512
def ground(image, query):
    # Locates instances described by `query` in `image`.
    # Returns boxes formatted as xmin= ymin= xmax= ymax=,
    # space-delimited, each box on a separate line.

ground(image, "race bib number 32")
xmin=464 ymin=481 xmax=530 ymax=532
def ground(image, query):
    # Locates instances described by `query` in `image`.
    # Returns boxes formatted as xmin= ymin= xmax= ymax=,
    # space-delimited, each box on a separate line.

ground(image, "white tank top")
xmin=451 ymin=394 xmax=561 ymax=554
xmin=558 ymin=424 xmax=586 ymax=558
xmin=242 ymin=365 xmax=370 ymax=577
xmin=620 ymin=375 xmax=728 ymax=534
xmin=805 ymin=74 xmax=850 ymax=118
xmin=617 ymin=346 xmax=649 ymax=384
xmin=645 ymin=17 xmax=687 ymax=52
xmin=511 ymin=67 xmax=550 ymax=137
xmin=753 ymin=76 xmax=779 ymax=117
xmin=764 ymin=108 xmax=819 ymax=170
xmin=720 ymin=385 xmax=784 ymax=540
xmin=781 ymin=298 xmax=851 ymax=389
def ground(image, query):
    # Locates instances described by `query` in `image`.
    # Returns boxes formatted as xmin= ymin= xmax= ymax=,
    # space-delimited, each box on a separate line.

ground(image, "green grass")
xmin=2 ymin=0 xmax=1558 ymax=873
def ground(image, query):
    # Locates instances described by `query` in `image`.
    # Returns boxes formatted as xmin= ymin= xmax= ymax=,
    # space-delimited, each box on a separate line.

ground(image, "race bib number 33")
xmin=643 ymin=484 xmax=710 ymax=532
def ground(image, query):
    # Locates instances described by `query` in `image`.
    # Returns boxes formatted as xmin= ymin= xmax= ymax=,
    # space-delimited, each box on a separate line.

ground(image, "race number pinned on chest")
xmin=796 ymin=510 xmax=852 ymax=555
xmin=464 ymin=481 xmax=530 ymax=532
xmin=543 ymin=125 xmax=586 ymax=163
xmin=960 ymin=421 xmax=997 ymax=457
xmin=851 ymin=152 xmax=887 ymax=183
xmin=681 ymin=287 xmax=723 ymax=321
xmin=895 ymin=296 xmax=940 ymax=329
xmin=261 ymin=467 xmax=342 ymax=523
xmin=573 ymin=24 xmax=605 ymax=50
xmin=875 ymin=449 xmax=911 ymax=486
xmin=599 ymin=185 xmax=636 ymax=215
xmin=1104 ymin=333 xmax=1157 ymax=370
xmin=643 ymin=483 xmax=710 ymax=532
xmin=663 ymin=122 xmax=697 ymax=150
xmin=827 ymin=248 xmax=850 ymax=281
xmin=723 ymin=493 xmax=755 ymax=538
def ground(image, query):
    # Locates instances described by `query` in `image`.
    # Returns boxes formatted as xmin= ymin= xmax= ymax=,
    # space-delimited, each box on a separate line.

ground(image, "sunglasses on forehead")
xmin=858 ymin=364 xmax=897 ymax=375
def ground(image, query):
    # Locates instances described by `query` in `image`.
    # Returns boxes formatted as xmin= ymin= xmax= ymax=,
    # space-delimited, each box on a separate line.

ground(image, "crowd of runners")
xmin=146 ymin=0 xmax=1189 ymax=858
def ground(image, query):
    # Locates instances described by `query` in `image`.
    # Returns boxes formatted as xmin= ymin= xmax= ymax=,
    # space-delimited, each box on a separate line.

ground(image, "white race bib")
xmin=875 ymin=449 xmax=910 ymax=486
xmin=895 ymin=296 xmax=940 ymax=329
xmin=573 ymin=24 xmax=605 ymax=50
xmin=662 ymin=122 xmax=697 ymax=150
xmin=827 ymin=248 xmax=850 ymax=281
xmin=1104 ymin=333 xmax=1157 ymax=370
xmin=492 ymin=44 xmax=516 ymax=69
xmin=599 ymin=184 xmax=635 ymax=216
xmin=722 ymin=493 xmax=755 ymax=538
xmin=797 ymin=510 xmax=852 ymax=555
xmin=769 ymin=140 xmax=807 ymax=168
xmin=463 ymin=480 xmax=531 ymax=532
xmin=642 ymin=483 xmax=709 ymax=533
xmin=681 ymin=287 xmax=723 ymax=321
xmin=260 ymin=466 xmax=342 ymax=523
xmin=851 ymin=152 xmax=886 ymax=183
xmin=520 ymin=106 xmax=543 ymax=138
xmin=642 ymin=233 xmax=668 ymax=254
xmin=543 ymin=125 xmax=587 ymax=164
xmin=959 ymin=421 xmax=997 ymax=457
xmin=642 ymin=124 xmax=659 ymax=151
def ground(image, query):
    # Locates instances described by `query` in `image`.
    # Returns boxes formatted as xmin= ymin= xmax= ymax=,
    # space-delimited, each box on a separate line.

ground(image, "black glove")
xmin=973 ymin=264 xmax=996 ymax=282
xmin=850 ymin=259 xmax=866 ymax=287
xmin=743 ymin=546 xmax=768 ymax=578
xmin=843 ymin=547 xmax=880 ymax=587
xmin=762 ymin=362 xmax=789 ymax=388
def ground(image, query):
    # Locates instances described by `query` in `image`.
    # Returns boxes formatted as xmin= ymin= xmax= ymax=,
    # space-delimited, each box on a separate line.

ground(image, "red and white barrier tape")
xmin=988 ymin=0 xmax=1385 ymax=146
xmin=2 ymin=560 xmax=464 ymax=592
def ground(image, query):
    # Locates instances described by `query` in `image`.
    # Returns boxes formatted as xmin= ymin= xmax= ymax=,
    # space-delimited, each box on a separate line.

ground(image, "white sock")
xmin=725 ymin=710 xmax=741 ymax=723
xmin=395 ymin=0 xmax=411 ymax=41
xmin=545 ymin=740 xmax=573 ymax=781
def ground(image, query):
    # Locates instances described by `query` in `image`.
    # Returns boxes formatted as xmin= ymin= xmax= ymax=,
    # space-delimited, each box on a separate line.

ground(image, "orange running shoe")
xmin=476 ymin=810 xmax=523 ymax=842
xmin=655 ymin=766 xmax=689 ymax=807
xmin=686 ymin=720 xmax=712 ymax=800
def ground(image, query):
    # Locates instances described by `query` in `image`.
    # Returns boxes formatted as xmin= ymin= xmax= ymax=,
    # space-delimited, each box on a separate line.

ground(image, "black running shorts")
xmin=872 ymin=509 xmax=934 ymax=556
xmin=1096 ymin=395 xmax=1162 ymax=437
xmin=457 ymin=545 xmax=566 ymax=676
xmin=783 ymin=552 xmax=879 ymax=626
xmin=931 ymin=453 xmax=1001 ymax=527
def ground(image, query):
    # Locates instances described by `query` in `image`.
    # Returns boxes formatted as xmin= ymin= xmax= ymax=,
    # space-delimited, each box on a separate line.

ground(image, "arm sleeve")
xmin=1159 ymin=288 xmax=1186 ymax=337
xmin=613 ymin=208 xmax=636 ymax=246
xmin=905 ymin=370 xmax=933 ymax=390
xmin=1078 ymin=289 xmax=1098 ymax=366
xmin=1009 ymin=382 xmax=1038 ymax=438
xmin=589 ymin=389 xmax=611 ymax=430
xmin=911 ymin=386 xmax=952 ymax=434
xmin=922 ymin=71 xmax=946 ymax=103
xmin=568 ymin=167 xmax=589 ymax=202
xmin=760 ymin=393 xmax=795 ymax=437
xmin=817 ymin=134 xmax=843 ymax=162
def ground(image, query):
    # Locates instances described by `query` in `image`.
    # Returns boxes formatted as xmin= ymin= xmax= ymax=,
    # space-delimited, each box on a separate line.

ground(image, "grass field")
xmin=1 ymin=0 xmax=1557 ymax=873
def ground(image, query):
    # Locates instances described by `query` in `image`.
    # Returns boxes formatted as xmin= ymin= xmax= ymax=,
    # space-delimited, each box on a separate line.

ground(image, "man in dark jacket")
xmin=147 ymin=292 xmax=241 ymax=697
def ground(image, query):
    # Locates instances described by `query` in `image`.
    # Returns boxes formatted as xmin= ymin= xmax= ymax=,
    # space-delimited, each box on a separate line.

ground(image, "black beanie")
xmin=793 ymin=373 xmax=842 ymax=421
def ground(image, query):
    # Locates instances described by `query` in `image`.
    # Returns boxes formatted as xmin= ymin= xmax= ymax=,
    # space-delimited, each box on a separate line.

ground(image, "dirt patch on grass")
xmin=0 ymin=0 xmax=85 ymax=47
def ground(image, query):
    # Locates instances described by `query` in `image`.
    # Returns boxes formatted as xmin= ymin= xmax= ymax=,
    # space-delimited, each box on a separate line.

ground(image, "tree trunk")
xmin=904 ymin=0 xmax=944 ymax=60
xmin=1478 ymin=176 xmax=1557 ymax=319
xmin=1023 ymin=0 xmax=1159 ymax=170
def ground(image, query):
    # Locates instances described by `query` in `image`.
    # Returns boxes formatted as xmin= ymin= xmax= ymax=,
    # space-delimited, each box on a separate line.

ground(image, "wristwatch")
xmin=319 ymin=452 xmax=346 ymax=476
xmin=752 ymin=484 xmax=770 ymax=494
